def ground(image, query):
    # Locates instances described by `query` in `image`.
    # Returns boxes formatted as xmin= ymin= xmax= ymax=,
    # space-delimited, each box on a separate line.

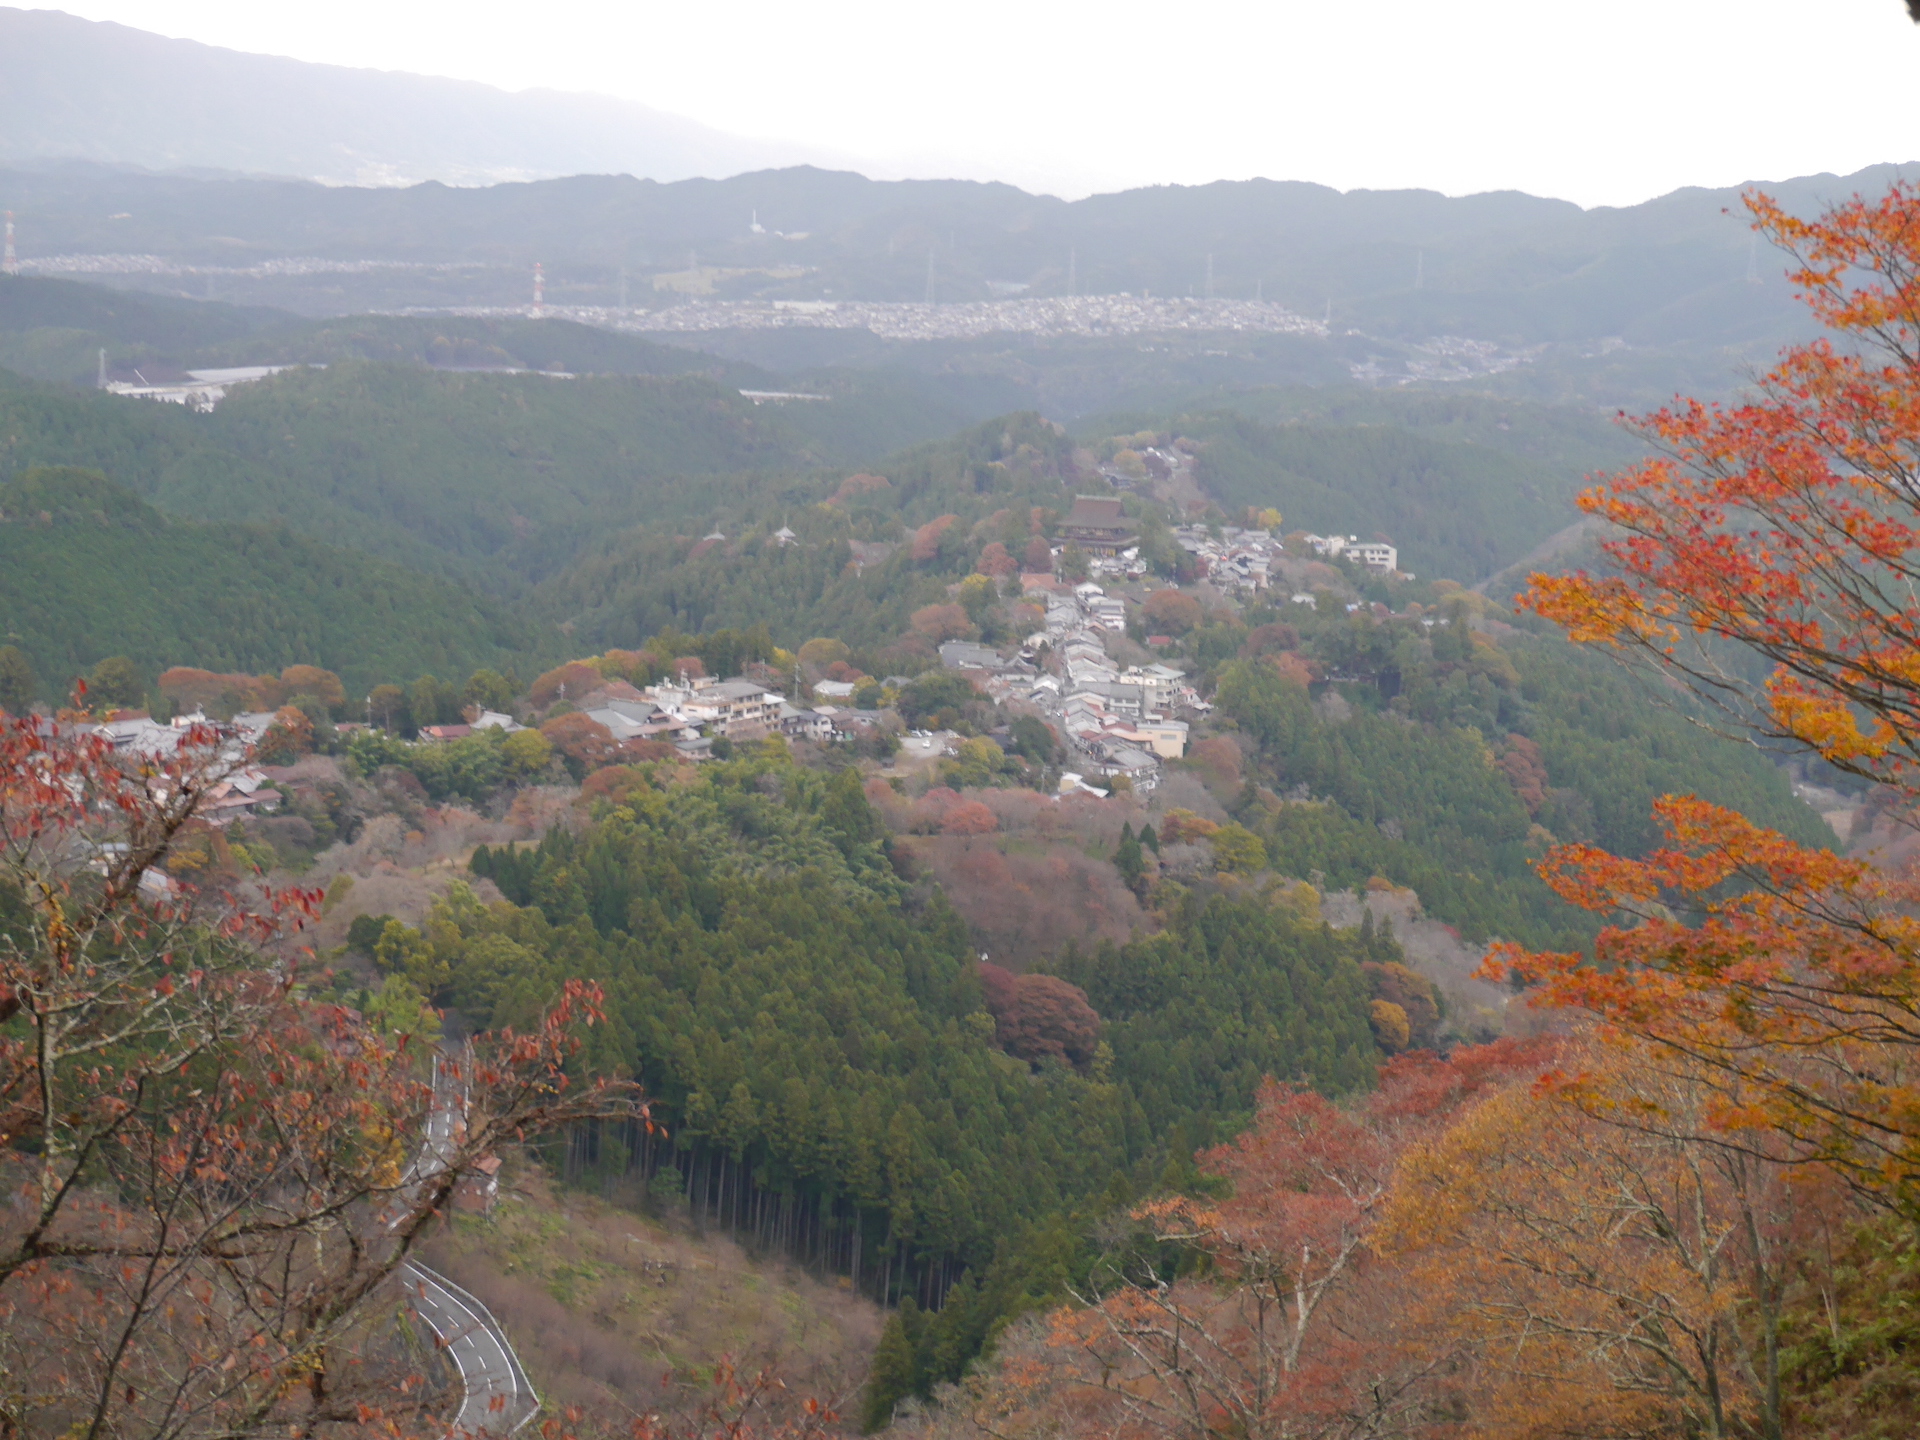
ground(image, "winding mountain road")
xmin=393 ymin=1054 xmax=542 ymax=1438
xmin=403 ymin=1260 xmax=542 ymax=1437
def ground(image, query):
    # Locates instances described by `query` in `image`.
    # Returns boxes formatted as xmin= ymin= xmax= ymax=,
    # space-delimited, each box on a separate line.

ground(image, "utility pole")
xmin=532 ymin=262 xmax=544 ymax=319
xmin=96 ymin=348 xmax=106 ymax=388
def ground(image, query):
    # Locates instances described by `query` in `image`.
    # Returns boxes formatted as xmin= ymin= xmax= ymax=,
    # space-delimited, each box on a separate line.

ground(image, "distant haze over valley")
xmin=6 ymin=155 xmax=1917 ymax=411
xmin=3 ymin=3 xmax=1915 ymax=414
xmin=0 ymin=6 xmax=849 ymax=187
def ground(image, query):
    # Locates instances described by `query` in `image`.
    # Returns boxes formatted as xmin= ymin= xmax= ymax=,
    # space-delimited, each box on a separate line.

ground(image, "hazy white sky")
xmin=48 ymin=0 xmax=1920 ymax=204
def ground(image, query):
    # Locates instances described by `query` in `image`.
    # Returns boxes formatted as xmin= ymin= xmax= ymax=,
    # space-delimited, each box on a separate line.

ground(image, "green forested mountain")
xmin=541 ymin=393 xmax=1627 ymax=642
xmin=418 ymin=749 xmax=1387 ymax=1327
xmin=193 ymin=362 xmax=825 ymax=578
xmin=1190 ymin=414 xmax=1585 ymax=584
xmin=0 ymin=273 xmax=290 ymax=386
xmin=0 ymin=358 xmax=1004 ymax=587
xmin=539 ymin=411 xmax=1087 ymax=648
xmin=0 ymin=154 xmax=1846 ymax=352
xmin=1209 ymin=611 xmax=1831 ymax=950
xmin=0 ymin=466 xmax=539 ymax=699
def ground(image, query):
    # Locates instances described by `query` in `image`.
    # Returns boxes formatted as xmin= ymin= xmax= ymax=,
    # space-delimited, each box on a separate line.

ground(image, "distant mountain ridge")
xmin=0 ymin=6 xmax=846 ymax=186
xmin=7 ymin=159 xmax=1912 ymax=360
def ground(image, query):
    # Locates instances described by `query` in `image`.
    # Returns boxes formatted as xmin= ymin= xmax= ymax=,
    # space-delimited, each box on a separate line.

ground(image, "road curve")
xmin=395 ymin=1053 xmax=542 ymax=1437
xmin=403 ymin=1259 xmax=542 ymax=1437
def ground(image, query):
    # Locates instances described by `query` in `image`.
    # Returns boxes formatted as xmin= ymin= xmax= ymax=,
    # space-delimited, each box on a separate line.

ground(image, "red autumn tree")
xmin=1188 ymin=735 xmax=1244 ymax=790
xmin=977 ymin=540 xmax=1019 ymax=576
xmin=278 ymin=663 xmax=346 ymax=710
xmin=1240 ymin=621 xmax=1300 ymax=659
xmin=0 ymin=710 xmax=640 ymax=1440
xmin=909 ymin=602 xmax=973 ymax=641
xmin=1142 ymin=589 xmax=1203 ymax=635
xmin=256 ymin=702 xmax=315 ymax=763
xmin=541 ymin=712 xmax=621 ymax=772
xmin=910 ymin=514 xmax=959 ymax=561
xmin=529 ymin=660 xmax=605 ymax=708
xmin=830 ymin=472 xmax=890 ymax=505
xmin=940 ymin=799 xmax=998 ymax=835
xmin=1042 ymin=1042 xmax=1556 ymax=1440
xmin=1523 ymin=183 xmax=1920 ymax=790
xmin=1497 ymin=733 xmax=1549 ymax=816
xmin=976 ymin=962 xmax=1101 ymax=1070
xmin=157 ymin=667 xmax=284 ymax=715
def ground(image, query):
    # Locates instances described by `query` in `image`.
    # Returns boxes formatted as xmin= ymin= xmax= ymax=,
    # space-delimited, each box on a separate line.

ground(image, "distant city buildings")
xmin=398 ymin=293 xmax=1327 ymax=345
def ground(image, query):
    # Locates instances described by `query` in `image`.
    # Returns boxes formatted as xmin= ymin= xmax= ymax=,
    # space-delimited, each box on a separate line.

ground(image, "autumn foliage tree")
xmin=1501 ymin=184 xmax=1920 ymax=1220
xmin=1491 ymin=796 xmax=1920 ymax=1210
xmin=976 ymin=962 xmax=1100 ymax=1070
xmin=1023 ymin=1044 xmax=1554 ymax=1440
xmin=1380 ymin=1034 xmax=1832 ymax=1440
xmin=541 ymin=712 xmax=621 ymax=776
xmin=0 ymin=710 xmax=640 ymax=1440
xmin=1524 ymin=183 xmax=1920 ymax=789
xmin=1467 ymin=180 xmax=1920 ymax=1431
xmin=1142 ymin=589 xmax=1202 ymax=636
xmin=911 ymin=515 xmax=960 ymax=562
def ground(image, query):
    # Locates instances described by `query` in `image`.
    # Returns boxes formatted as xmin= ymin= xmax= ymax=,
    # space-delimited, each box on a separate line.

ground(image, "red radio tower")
xmin=2 ymin=212 xmax=17 ymax=276
xmin=532 ymin=261 xmax=544 ymax=319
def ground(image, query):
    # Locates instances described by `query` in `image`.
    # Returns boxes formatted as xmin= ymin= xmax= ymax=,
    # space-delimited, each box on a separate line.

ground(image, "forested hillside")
xmin=8 ymin=16 xmax=1920 ymax=1436
xmin=0 ymin=273 xmax=289 ymax=386
xmin=0 ymin=357 xmax=1004 ymax=588
xmin=419 ymin=746 xmax=1389 ymax=1402
xmin=0 ymin=466 xmax=538 ymax=698
xmin=541 ymin=412 xmax=1084 ymax=648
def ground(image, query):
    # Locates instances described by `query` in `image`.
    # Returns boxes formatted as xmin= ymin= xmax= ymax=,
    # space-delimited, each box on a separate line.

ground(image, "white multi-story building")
xmin=645 ymin=677 xmax=782 ymax=737
xmin=1306 ymin=534 xmax=1398 ymax=574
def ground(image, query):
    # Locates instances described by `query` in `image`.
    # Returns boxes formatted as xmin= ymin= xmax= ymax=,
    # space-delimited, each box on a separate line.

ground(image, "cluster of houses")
xmin=1170 ymin=524 xmax=1405 ymax=599
xmin=1171 ymin=524 xmax=1283 ymax=595
xmin=92 ymin=711 xmax=287 ymax=825
xmin=578 ymin=673 xmax=880 ymax=757
xmin=924 ymin=577 xmax=1200 ymax=793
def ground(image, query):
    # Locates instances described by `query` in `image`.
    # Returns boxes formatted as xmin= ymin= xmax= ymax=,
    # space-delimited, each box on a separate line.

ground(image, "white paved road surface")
xmin=403 ymin=1259 xmax=541 ymax=1437
xmin=394 ymin=1053 xmax=541 ymax=1437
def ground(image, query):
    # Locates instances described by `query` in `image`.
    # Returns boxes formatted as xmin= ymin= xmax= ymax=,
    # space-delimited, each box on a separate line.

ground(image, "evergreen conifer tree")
xmin=862 ymin=1297 xmax=925 ymax=1431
